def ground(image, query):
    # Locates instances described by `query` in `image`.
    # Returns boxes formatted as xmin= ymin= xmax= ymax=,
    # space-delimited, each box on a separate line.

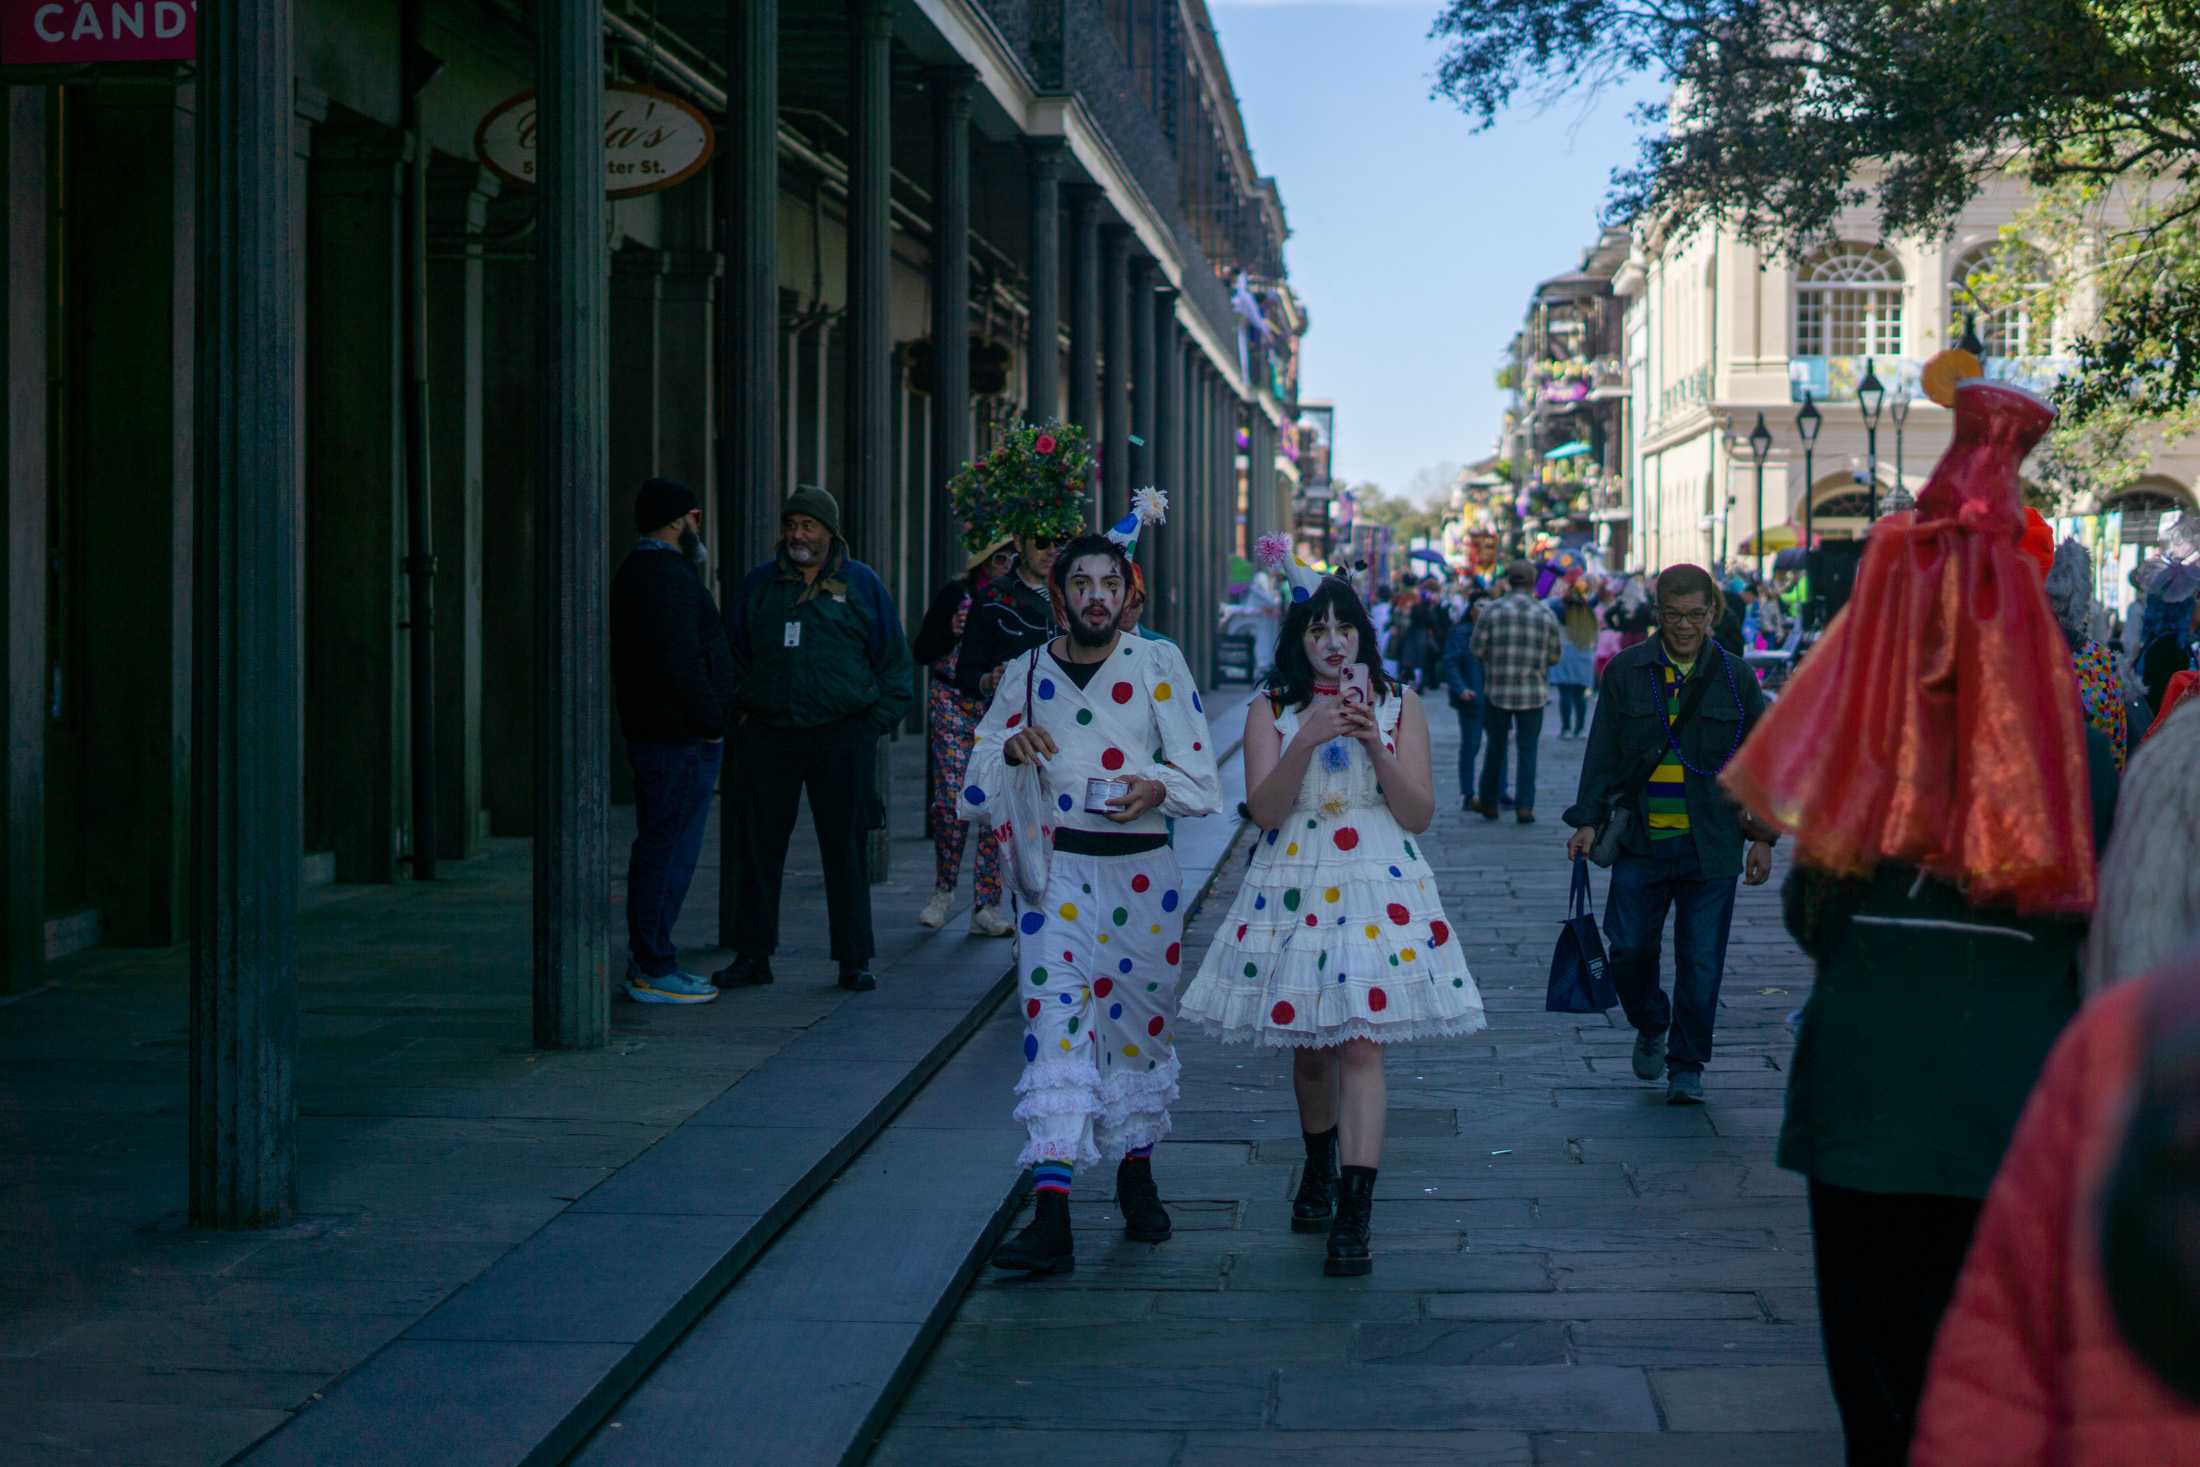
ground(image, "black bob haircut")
xmin=1268 ymin=576 xmax=1396 ymax=710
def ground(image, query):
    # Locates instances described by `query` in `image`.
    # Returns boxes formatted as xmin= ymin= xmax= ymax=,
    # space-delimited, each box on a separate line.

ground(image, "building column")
xmin=1066 ymin=184 xmax=1101 ymax=437
xmin=479 ymin=191 xmax=536 ymax=840
xmin=427 ymin=161 xmax=496 ymax=861
xmin=1248 ymin=410 xmax=1276 ymax=551
xmin=1025 ymin=140 xmax=1065 ymax=421
xmin=1187 ymin=354 xmax=1211 ymax=681
xmin=1150 ymin=288 xmax=1180 ymax=639
xmin=308 ymin=125 xmax=407 ymax=886
xmin=719 ymin=0 xmax=778 ymax=579
xmin=534 ymin=0 xmax=611 ymax=1051
xmin=3 ymin=88 xmax=49 ymax=994
xmin=928 ymin=65 xmax=974 ymax=587
xmin=656 ymin=174 xmax=720 ymax=506
xmin=191 ymin=0 xmax=302 ymax=1228
xmin=607 ymin=246 xmax=665 ymax=809
xmin=846 ymin=0 xmax=893 ymax=577
xmin=1130 ymin=257 xmax=1157 ymax=491
xmin=1099 ymin=225 xmax=1131 ymax=523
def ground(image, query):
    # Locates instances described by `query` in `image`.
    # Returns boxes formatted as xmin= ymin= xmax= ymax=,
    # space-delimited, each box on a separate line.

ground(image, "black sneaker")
xmin=712 ymin=955 xmax=774 ymax=989
xmin=992 ymin=1191 xmax=1074 ymax=1274
xmin=838 ymin=967 xmax=878 ymax=993
xmin=1116 ymin=1156 xmax=1172 ymax=1243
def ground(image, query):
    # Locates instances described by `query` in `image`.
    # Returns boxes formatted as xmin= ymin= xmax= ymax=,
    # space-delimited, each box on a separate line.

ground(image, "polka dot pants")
xmin=1011 ymin=848 xmax=1187 ymax=1169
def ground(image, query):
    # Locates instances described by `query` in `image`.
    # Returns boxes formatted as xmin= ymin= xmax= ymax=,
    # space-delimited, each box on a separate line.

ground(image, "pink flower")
xmin=1035 ymin=434 xmax=1058 ymax=456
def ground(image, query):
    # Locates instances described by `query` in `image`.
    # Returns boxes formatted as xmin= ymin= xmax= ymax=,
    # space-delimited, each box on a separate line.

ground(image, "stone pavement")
xmin=874 ymin=698 xmax=1845 ymax=1466
xmin=0 ymin=730 xmax=1020 ymax=1467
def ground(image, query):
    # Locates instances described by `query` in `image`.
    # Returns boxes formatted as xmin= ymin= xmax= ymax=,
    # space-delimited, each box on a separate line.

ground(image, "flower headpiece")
xmin=947 ymin=419 xmax=1094 ymax=551
xmin=1105 ymin=486 xmax=1169 ymax=562
xmin=1255 ymin=532 xmax=1324 ymax=603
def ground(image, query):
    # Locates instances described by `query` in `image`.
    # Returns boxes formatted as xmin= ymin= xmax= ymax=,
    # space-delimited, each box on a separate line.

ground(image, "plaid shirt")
xmin=1471 ymin=591 xmax=1563 ymax=710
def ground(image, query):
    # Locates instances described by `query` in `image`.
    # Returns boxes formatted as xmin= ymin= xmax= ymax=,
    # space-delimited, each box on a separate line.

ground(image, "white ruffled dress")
xmin=1178 ymin=692 xmax=1488 ymax=1048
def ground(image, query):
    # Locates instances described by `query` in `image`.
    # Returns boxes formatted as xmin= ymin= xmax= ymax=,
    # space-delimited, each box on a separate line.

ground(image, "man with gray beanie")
xmin=610 ymin=477 xmax=737 ymax=1004
xmin=717 ymin=485 xmax=914 ymax=993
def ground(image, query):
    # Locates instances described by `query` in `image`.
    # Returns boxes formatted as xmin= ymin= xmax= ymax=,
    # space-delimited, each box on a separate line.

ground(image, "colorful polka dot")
xmin=1271 ymin=1000 xmax=1296 ymax=1025
xmin=1243 ymin=961 xmax=1260 ymax=978
xmin=963 ymin=785 xmax=986 ymax=806
xmin=1191 ymin=741 xmax=1202 ymax=751
xmin=1254 ymin=895 xmax=1267 ymax=911
xmin=1097 ymin=934 xmax=1109 ymax=945
xmin=1264 ymin=829 xmax=1279 ymax=846
xmin=1067 ymin=1016 xmax=1081 ymax=1034
xmin=1387 ymin=903 xmax=1411 ymax=925
xmin=1236 ymin=923 xmax=1248 ymax=940
xmin=1123 ymin=1043 xmax=1141 ymax=1057
xmin=1286 ymin=842 xmax=1299 ymax=857
xmin=1029 ymin=967 xmax=1049 ymax=985
xmin=1161 ymin=890 xmax=1179 ymax=912
xmin=1431 ymin=920 xmax=1451 ymax=947
xmin=1304 ymin=914 xmax=1318 ymax=927
xmin=1058 ymin=793 xmax=1075 ymax=812
xmin=1076 ymin=708 xmax=1094 ymax=726
xmin=1101 ymin=748 xmax=1126 ymax=771
xmin=1453 ymin=977 xmax=1465 ymax=988
xmin=1059 ymin=1037 xmax=1073 ymax=1051
xmin=1111 ymin=681 xmax=1135 ymax=704
xmin=1059 ymin=991 xmax=1075 ymax=1004
xmin=1024 ymin=1034 xmax=1039 ymax=1060
xmin=1108 ymin=1003 xmax=1123 ymax=1020
xmin=1368 ymin=987 xmax=1389 ymax=1013
xmin=1334 ymin=827 xmax=1360 ymax=852
xmin=1038 ymin=679 xmax=1056 ymax=699
xmin=1119 ymin=957 xmax=1134 ymax=973
xmin=1283 ymin=889 xmax=1302 ymax=911
xmin=1063 ymin=949 xmax=1074 ymax=961
xmin=1165 ymin=943 xmax=1181 ymax=965
xmin=1401 ymin=947 xmax=1418 ymax=962
xmin=1147 ymin=1015 xmax=1165 ymax=1036
xmin=1026 ymin=999 xmax=1041 ymax=1017
xmin=1324 ymin=887 xmax=1341 ymax=904
xmin=1364 ymin=924 xmax=1380 ymax=940
xmin=1388 ymin=954 xmax=1401 ymax=967
xmin=1131 ymin=874 xmax=1151 ymax=893
xmin=1388 ymin=865 xmax=1403 ymax=878
xmin=1059 ymin=903 xmax=1079 ymax=921
xmin=1112 ymin=907 xmax=1129 ymax=926
xmin=1020 ymin=911 xmax=1045 ymax=935
xmin=1150 ymin=923 xmax=1161 ymax=934
xmin=1154 ymin=682 xmax=1173 ymax=701
xmin=1005 ymin=713 xmax=1022 ymax=728
xmin=1093 ymin=977 xmax=1114 ymax=998
xmin=1403 ymin=840 xmax=1417 ymax=860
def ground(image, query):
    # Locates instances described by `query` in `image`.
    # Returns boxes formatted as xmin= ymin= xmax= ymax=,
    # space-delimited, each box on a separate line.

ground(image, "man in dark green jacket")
xmin=715 ymin=485 xmax=914 ymax=994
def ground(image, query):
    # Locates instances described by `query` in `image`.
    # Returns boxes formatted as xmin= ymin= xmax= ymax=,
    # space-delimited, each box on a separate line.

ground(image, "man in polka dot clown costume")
xmin=960 ymin=522 xmax=1221 ymax=1275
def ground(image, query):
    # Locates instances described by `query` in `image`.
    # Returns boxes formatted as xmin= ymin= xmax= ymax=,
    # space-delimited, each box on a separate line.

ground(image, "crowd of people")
xmin=600 ymin=367 xmax=2200 ymax=1463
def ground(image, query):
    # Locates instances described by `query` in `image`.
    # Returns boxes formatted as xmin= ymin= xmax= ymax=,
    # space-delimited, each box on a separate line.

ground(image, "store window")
xmin=1949 ymin=241 xmax=2053 ymax=358
xmin=1794 ymin=242 xmax=1904 ymax=358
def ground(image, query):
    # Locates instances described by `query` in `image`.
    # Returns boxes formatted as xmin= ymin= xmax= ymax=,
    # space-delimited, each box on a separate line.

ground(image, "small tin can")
xmin=1084 ymin=776 xmax=1131 ymax=814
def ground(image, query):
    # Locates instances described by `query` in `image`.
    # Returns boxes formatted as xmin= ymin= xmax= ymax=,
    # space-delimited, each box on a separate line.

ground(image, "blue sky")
xmin=1212 ymin=2 xmax=1660 ymax=499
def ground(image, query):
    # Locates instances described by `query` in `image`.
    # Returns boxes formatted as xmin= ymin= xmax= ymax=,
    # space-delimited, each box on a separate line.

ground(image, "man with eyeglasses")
xmin=1564 ymin=563 xmax=1775 ymax=1104
xmin=957 ymin=530 xmax=1066 ymax=704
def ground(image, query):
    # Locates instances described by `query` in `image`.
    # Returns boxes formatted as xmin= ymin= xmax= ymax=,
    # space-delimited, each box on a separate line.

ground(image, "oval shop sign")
xmin=475 ymin=85 xmax=715 ymax=200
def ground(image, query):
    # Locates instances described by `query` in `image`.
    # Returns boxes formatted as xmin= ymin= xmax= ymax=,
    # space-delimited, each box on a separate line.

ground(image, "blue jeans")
xmin=627 ymin=739 xmax=723 ymax=978
xmin=1479 ymin=703 xmax=1541 ymax=811
xmin=1451 ymin=699 xmax=1483 ymax=801
xmin=1556 ymin=684 xmax=1588 ymax=735
xmin=1603 ymin=841 xmax=1738 ymax=1074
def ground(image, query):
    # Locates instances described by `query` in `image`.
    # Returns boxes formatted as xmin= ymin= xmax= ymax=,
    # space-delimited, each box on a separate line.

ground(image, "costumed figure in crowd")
xmin=951 ymin=420 xmax=1094 ymax=700
xmin=2038 ymin=530 xmax=2129 ymax=770
xmin=961 ymin=531 xmax=1221 ymax=1276
xmin=1720 ymin=372 xmax=2119 ymax=1465
xmin=910 ymin=536 xmax=1017 ymax=933
xmin=2129 ymin=518 xmax=2200 ymax=723
xmin=1107 ymin=489 xmax=1174 ymax=649
xmin=1179 ymin=537 xmax=1486 ymax=1277
xmin=1547 ymin=575 xmax=1598 ymax=737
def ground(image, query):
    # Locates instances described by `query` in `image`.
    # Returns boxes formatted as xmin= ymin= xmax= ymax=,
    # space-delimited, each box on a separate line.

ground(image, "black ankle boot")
xmin=1325 ymin=1167 xmax=1375 ymax=1277
xmin=1116 ymin=1155 xmax=1172 ymax=1243
xmin=992 ymin=1191 xmax=1074 ymax=1274
xmin=1291 ymin=1127 xmax=1341 ymax=1233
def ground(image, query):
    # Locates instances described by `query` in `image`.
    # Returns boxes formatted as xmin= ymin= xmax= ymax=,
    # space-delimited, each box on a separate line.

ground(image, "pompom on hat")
xmin=1255 ymin=532 xmax=1324 ymax=603
xmin=1105 ymin=486 xmax=1169 ymax=562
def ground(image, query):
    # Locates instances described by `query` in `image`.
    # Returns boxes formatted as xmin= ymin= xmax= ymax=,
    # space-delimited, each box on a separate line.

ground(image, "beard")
xmin=1066 ymin=605 xmax=1123 ymax=648
xmin=679 ymin=527 xmax=709 ymax=578
xmin=784 ymin=538 xmax=819 ymax=566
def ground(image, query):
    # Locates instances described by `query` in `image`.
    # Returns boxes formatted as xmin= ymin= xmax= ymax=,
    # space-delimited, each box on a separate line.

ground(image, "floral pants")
xmin=1012 ymin=849 xmax=1186 ymax=1168
xmin=927 ymin=678 xmax=1004 ymax=907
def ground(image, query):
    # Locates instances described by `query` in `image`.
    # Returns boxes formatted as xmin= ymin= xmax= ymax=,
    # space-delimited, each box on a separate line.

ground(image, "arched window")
xmin=1812 ymin=490 xmax=1876 ymax=519
xmin=1950 ymin=242 xmax=2053 ymax=358
xmin=1795 ymin=243 xmax=1904 ymax=358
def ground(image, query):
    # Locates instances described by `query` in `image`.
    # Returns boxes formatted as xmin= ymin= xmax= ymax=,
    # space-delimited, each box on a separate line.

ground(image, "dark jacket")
xmin=728 ymin=541 xmax=914 ymax=733
xmin=1562 ymin=637 xmax=1769 ymax=879
xmin=609 ymin=540 xmax=737 ymax=742
xmin=954 ymin=570 xmax=1056 ymax=698
xmin=1776 ymin=727 xmax=2118 ymax=1199
xmin=912 ymin=574 xmax=981 ymax=674
xmin=1439 ymin=619 xmax=1485 ymax=709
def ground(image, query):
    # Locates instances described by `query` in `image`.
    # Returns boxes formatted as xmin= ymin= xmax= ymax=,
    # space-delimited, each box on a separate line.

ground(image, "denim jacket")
xmin=1562 ymin=638 xmax=1768 ymax=879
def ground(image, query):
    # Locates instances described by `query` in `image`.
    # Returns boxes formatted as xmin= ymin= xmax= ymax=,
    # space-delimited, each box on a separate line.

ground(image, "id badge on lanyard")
xmin=783 ymin=620 xmax=802 ymax=648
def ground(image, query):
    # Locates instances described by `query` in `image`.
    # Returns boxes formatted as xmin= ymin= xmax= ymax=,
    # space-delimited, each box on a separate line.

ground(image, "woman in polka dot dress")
xmin=1180 ymin=575 xmax=1486 ymax=1276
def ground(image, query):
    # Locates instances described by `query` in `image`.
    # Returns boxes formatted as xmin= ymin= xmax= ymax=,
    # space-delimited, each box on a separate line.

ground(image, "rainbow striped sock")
xmin=1123 ymin=1145 xmax=1154 ymax=1161
xmin=1032 ymin=1161 xmax=1073 ymax=1196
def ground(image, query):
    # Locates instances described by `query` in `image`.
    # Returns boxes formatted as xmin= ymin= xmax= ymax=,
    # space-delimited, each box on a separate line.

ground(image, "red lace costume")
xmin=1721 ymin=380 xmax=2098 ymax=915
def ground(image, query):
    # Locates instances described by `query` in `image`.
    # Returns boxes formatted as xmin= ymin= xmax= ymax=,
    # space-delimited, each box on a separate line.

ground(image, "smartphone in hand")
xmin=1339 ymin=662 xmax=1372 ymax=707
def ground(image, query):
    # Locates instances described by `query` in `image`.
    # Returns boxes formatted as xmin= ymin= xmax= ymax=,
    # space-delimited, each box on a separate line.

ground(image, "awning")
xmin=1739 ymin=524 xmax=1801 ymax=555
xmin=1543 ymin=441 xmax=1591 ymax=461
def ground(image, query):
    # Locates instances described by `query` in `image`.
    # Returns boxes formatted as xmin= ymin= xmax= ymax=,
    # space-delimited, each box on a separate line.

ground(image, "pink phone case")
xmin=1340 ymin=663 xmax=1372 ymax=705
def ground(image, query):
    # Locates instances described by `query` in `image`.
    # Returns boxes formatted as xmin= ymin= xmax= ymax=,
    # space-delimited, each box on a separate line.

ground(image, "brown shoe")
xmin=1516 ymin=810 xmax=1536 ymax=825
xmin=1469 ymin=801 xmax=1500 ymax=821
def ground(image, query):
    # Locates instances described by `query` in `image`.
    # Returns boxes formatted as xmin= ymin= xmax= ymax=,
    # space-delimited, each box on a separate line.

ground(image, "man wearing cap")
xmin=716 ymin=486 xmax=915 ymax=993
xmin=610 ymin=478 xmax=737 ymax=1005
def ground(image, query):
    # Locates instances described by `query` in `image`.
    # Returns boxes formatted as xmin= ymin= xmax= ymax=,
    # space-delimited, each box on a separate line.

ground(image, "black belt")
xmin=1053 ymin=830 xmax=1169 ymax=858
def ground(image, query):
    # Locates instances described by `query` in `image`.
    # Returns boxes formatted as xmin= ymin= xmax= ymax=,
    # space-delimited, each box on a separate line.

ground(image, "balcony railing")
xmin=1787 ymin=355 xmax=2074 ymax=403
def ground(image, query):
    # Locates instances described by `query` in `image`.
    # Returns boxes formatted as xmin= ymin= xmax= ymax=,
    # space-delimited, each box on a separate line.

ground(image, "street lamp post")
xmin=1748 ymin=411 xmax=1772 ymax=580
xmin=1857 ymin=357 xmax=1885 ymax=521
xmin=1796 ymin=392 xmax=1822 ymax=549
xmin=1889 ymin=385 xmax=1911 ymax=502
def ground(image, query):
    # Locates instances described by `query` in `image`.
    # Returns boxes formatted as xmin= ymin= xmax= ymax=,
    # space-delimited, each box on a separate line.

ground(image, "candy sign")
xmin=2 ymin=0 xmax=197 ymax=63
xmin=475 ymin=85 xmax=715 ymax=200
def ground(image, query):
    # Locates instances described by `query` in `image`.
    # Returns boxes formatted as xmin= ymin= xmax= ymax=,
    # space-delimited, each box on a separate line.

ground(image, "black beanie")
xmin=634 ymin=477 xmax=698 ymax=533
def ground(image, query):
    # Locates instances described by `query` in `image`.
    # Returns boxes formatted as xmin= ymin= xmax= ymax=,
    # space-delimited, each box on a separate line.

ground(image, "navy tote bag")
xmin=1546 ymin=856 xmax=1616 ymax=1014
